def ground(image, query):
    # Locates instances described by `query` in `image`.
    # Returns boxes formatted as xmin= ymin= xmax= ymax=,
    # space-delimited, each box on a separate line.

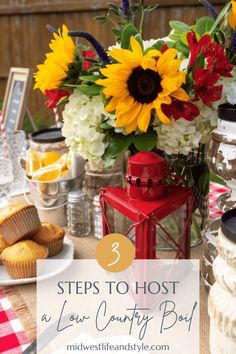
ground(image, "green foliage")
xmin=133 ymin=130 xmax=157 ymax=151
xmin=103 ymin=133 xmax=134 ymax=166
xmin=121 ymin=24 xmax=139 ymax=49
xmin=169 ymin=21 xmax=191 ymax=33
xmin=79 ymin=75 xmax=103 ymax=82
xmin=144 ymin=4 xmax=159 ymax=13
xmin=76 ymin=84 xmax=102 ymax=96
xmin=195 ymin=16 xmax=214 ymax=36
xmin=176 ymin=42 xmax=190 ymax=57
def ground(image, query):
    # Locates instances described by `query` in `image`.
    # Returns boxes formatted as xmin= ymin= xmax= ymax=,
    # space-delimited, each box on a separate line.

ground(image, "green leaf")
xmin=104 ymin=133 xmax=134 ymax=159
xmin=210 ymin=2 xmax=231 ymax=34
xmin=112 ymin=28 xmax=122 ymax=39
xmin=195 ymin=16 xmax=214 ymax=36
xmin=87 ymin=65 xmax=101 ymax=73
xmin=134 ymin=33 xmax=143 ymax=50
xmin=196 ymin=163 xmax=210 ymax=196
xmin=148 ymin=40 xmax=165 ymax=52
xmin=99 ymin=122 xmax=113 ymax=130
xmin=194 ymin=52 xmax=204 ymax=69
xmin=76 ymin=84 xmax=101 ymax=96
xmin=107 ymin=3 xmax=120 ymax=16
xmin=144 ymin=4 xmax=159 ymax=12
xmin=169 ymin=32 xmax=181 ymax=42
xmin=133 ymin=130 xmax=157 ymax=151
xmin=79 ymin=75 xmax=102 ymax=82
xmin=176 ymin=42 xmax=190 ymax=57
xmin=180 ymin=32 xmax=188 ymax=45
xmin=121 ymin=24 xmax=139 ymax=49
xmin=94 ymin=16 xmax=109 ymax=24
xmin=169 ymin=21 xmax=191 ymax=33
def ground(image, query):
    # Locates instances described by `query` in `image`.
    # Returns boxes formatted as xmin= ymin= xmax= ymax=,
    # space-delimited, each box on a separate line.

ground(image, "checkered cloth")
xmin=0 ymin=290 xmax=29 ymax=354
xmin=0 ymin=182 xmax=230 ymax=354
xmin=209 ymin=182 xmax=229 ymax=219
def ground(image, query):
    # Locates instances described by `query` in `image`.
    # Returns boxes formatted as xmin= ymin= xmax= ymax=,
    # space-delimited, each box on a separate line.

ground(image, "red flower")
xmin=193 ymin=68 xmax=222 ymax=106
xmin=162 ymin=99 xmax=200 ymax=121
xmin=205 ymin=43 xmax=233 ymax=77
xmin=82 ymin=50 xmax=96 ymax=71
xmin=161 ymin=44 xmax=169 ymax=53
xmin=187 ymin=31 xmax=211 ymax=68
xmin=44 ymin=89 xmax=70 ymax=108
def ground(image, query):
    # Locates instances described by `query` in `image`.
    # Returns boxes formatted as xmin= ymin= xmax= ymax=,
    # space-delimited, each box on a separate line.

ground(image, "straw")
xmin=0 ymin=111 xmax=6 ymax=146
xmin=53 ymin=107 xmax=61 ymax=128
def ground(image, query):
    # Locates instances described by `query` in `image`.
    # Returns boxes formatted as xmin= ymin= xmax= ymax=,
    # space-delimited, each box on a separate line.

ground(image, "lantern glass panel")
xmin=107 ymin=203 xmax=188 ymax=259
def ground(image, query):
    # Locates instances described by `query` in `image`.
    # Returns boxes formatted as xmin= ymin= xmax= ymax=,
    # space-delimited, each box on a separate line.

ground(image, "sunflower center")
xmin=127 ymin=66 xmax=162 ymax=104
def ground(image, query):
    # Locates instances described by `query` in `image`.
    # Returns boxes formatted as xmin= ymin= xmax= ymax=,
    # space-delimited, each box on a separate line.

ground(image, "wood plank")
xmin=0 ymin=0 xmax=225 ymax=15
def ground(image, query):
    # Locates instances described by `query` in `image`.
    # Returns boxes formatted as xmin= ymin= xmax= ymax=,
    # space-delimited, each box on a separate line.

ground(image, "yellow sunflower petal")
xmin=161 ymin=76 xmax=179 ymax=93
xmin=228 ymin=1 xmax=236 ymax=28
xmin=116 ymin=102 xmax=142 ymax=128
xmin=105 ymin=97 xmax=121 ymax=112
xmin=171 ymin=88 xmax=189 ymax=102
xmin=137 ymin=104 xmax=153 ymax=132
xmin=155 ymin=105 xmax=171 ymax=124
xmin=103 ymin=85 xmax=128 ymax=98
xmin=116 ymin=96 xmax=134 ymax=116
xmin=34 ymin=24 xmax=75 ymax=92
xmin=156 ymin=48 xmax=178 ymax=75
xmin=108 ymin=48 xmax=140 ymax=66
xmin=130 ymin=36 xmax=143 ymax=59
xmin=125 ymin=119 xmax=138 ymax=134
xmin=159 ymin=60 xmax=182 ymax=77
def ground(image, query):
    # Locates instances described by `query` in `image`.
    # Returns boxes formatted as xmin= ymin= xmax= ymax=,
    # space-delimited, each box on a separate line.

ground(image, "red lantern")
xmin=100 ymin=152 xmax=194 ymax=259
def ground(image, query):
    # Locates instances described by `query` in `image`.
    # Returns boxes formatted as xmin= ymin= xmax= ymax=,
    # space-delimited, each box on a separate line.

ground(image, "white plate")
xmin=0 ymin=236 xmax=74 ymax=286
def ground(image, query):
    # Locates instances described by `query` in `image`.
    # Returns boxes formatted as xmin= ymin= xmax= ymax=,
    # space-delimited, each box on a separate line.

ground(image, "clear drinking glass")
xmin=8 ymin=130 xmax=27 ymax=194
xmin=0 ymin=157 xmax=13 ymax=208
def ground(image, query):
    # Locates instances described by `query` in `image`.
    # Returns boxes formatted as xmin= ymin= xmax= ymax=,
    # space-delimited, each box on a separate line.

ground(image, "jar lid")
xmin=221 ymin=208 xmax=236 ymax=243
xmin=68 ymin=190 xmax=86 ymax=203
xmin=218 ymin=104 xmax=236 ymax=122
xmin=30 ymin=128 xmax=65 ymax=143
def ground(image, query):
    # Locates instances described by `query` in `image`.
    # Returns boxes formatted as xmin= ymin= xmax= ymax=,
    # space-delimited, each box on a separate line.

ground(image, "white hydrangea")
xmin=194 ymin=101 xmax=218 ymax=143
xmin=154 ymin=118 xmax=202 ymax=155
xmin=218 ymin=67 xmax=236 ymax=105
xmin=62 ymin=90 xmax=115 ymax=166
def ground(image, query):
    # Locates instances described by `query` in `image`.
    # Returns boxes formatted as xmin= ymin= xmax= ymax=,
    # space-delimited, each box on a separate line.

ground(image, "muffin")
xmin=0 ymin=204 xmax=41 ymax=245
xmin=0 ymin=235 xmax=9 ymax=264
xmin=32 ymin=222 xmax=65 ymax=257
xmin=0 ymin=240 xmax=48 ymax=278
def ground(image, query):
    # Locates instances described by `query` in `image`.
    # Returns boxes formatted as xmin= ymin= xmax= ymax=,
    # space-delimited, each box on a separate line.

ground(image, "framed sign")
xmin=2 ymin=67 xmax=32 ymax=135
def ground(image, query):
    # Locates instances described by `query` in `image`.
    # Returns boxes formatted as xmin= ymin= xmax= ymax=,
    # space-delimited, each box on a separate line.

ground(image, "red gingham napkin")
xmin=0 ymin=290 xmax=30 ymax=354
xmin=209 ymin=181 xmax=229 ymax=220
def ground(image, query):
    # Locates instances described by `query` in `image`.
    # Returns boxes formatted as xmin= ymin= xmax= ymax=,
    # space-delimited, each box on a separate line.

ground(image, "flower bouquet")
xmin=34 ymin=0 xmax=236 ymax=244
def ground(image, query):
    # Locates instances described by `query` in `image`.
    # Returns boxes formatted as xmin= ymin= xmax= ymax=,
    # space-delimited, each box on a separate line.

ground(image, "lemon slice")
xmin=32 ymin=164 xmax=62 ymax=182
xmin=61 ymin=169 xmax=69 ymax=176
xmin=26 ymin=149 xmax=42 ymax=176
xmin=40 ymin=152 xmax=61 ymax=166
xmin=54 ymin=153 xmax=68 ymax=171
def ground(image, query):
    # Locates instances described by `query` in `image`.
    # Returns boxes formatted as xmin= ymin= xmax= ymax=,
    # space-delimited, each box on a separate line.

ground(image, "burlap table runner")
xmin=1 ymin=236 xmax=209 ymax=353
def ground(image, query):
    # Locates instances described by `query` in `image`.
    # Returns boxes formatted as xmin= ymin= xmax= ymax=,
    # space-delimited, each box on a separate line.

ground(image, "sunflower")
xmin=34 ymin=25 xmax=75 ymax=93
xmin=228 ymin=0 xmax=236 ymax=29
xmin=96 ymin=37 xmax=189 ymax=133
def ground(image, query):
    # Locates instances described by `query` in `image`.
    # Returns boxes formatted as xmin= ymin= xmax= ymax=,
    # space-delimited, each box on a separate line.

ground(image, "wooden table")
xmin=0 ymin=195 xmax=210 ymax=353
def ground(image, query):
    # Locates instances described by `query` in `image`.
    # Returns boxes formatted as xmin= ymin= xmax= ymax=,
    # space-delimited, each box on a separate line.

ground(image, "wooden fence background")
xmin=0 ymin=0 xmax=226 ymax=127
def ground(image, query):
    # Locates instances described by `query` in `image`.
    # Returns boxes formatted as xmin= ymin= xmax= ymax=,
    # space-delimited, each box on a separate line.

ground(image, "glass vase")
xmin=159 ymin=144 xmax=210 ymax=248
